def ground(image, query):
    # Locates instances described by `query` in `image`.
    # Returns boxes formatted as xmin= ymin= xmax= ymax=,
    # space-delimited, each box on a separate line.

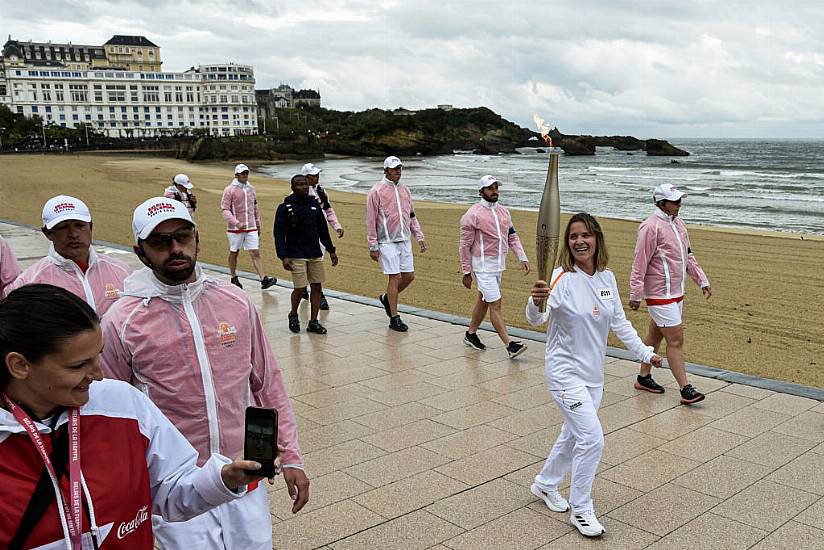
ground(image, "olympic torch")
xmin=533 ymin=115 xmax=561 ymax=312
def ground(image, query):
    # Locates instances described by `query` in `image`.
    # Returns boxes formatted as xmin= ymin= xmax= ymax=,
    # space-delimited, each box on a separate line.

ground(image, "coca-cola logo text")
xmin=117 ymin=505 xmax=149 ymax=539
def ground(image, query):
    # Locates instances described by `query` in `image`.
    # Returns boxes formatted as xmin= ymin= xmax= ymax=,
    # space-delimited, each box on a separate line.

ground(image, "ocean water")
xmin=257 ymin=139 xmax=824 ymax=236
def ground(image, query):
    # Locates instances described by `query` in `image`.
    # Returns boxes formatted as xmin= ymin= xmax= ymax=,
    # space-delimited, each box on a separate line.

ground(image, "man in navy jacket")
xmin=275 ymin=175 xmax=339 ymax=334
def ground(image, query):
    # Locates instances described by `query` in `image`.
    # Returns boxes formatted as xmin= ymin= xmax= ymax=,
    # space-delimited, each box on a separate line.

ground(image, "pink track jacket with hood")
xmin=221 ymin=180 xmax=260 ymax=233
xmin=0 ymin=236 xmax=21 ymax=298
xmin=365 ymin=177 xmax=425 ymax=250
xmin=630 ymin=208 xmax=709 ymax=304
xmin=100 ymin=266 xmax=302 ymax=468
xmin=459 ymin=199 xmax=528 ymax=274
xmin=8 ymin=245 xmax=131 ymax=315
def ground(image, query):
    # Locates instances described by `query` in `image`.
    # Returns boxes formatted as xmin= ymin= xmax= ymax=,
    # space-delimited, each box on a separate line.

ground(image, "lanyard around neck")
xmin=2 ymin=393 xmax=82 ymax=550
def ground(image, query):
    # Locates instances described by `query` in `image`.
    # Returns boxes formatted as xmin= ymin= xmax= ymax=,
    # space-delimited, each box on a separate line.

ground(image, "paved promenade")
xmin=3 ymin=221 xmax=823 ymax=549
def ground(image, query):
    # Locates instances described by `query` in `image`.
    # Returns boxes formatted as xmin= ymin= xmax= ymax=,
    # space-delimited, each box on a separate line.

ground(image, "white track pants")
xmin=534 ymin=385 xmax=604 ymax=513
xmin=153 ymin=483 xmax=272 ymax=550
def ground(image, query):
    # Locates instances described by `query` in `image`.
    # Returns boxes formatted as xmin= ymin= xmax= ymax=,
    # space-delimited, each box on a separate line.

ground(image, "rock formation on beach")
xmin=547 ymin=128 xmax=689 ymax=156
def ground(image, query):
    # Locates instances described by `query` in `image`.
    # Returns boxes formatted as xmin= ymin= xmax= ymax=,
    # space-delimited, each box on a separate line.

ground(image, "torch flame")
xmin=533 ymin=113 xmax=553 ymax=147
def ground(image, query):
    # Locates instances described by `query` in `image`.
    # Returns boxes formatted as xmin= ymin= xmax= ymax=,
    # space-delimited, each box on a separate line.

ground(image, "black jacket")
xmin=274 ymin=193 xmax=336 ymax=259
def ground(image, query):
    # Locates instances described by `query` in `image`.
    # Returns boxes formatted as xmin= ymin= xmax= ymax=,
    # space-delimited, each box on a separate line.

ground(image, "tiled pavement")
xmin=3 ymin=221 xmax=824 ymax=549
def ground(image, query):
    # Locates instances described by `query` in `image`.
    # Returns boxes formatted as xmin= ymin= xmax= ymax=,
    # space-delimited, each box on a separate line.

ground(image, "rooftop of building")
xmin=103 ymin=35 xmax=159 ymax=47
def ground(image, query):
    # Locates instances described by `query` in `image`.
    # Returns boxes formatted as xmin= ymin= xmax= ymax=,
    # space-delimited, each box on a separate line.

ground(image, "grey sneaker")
xmin=530 ymin=483 xmax=569 ymax=512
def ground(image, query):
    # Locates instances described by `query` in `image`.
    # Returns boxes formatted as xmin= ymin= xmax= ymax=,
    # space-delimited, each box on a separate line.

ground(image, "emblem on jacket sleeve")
xmin=218 ymin=322 xmax=238 ymax=347
xmin=105 ymin=283 xmax=121 ymax=300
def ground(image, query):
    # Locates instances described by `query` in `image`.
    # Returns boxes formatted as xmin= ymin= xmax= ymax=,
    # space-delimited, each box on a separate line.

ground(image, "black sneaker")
xmin=288 ymin=313 xmax=300 ymax=333
xmin=379 ymin=293 xmax=392 ymax=318
xmin=464 ymin=331 xmax=486 ymax=350
xmin=260 ymin=276 xmax=276 ymax=290
xmin=680 ymin=384 xmax=705 ymax=405
xmin=307 ymin=320 xmax=327 ymax=334
xmin=635 ymin=374 xmax=665 ymax=394
xmin=388 ymin=315 xmax=408 ymax=332
xmin=319 ymin=294 xmax=330 ymax=311
xmin=230 ymin=276 xmax=243 ymax=289
xmin=302 ymin=289 xmax=309 ymax=300
xmin=507 ymin=341 xmax=527 ymax=358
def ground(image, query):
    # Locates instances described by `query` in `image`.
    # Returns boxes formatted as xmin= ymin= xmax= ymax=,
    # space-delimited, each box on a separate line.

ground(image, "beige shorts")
xmin=291 ymin=258 xmax=325 ymax=288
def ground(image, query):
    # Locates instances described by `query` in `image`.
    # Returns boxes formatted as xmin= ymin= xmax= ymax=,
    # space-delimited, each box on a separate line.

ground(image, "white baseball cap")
xmin=132 ymin=197 xmax=195 ymax=242
xmin=234 ymin=163 xmax=250 ymax=174
xmin=173 ymin=174 xmax=194 ymax=189
xmin=383 ymin=156 xmax=403 ymax=169
xmin=301 ymin=163 xmax=322 ymax=176
xmin=653 ymin=183 xmax=686 ymax=203
xmin=478 ymin=175 xmax=500 ymax=190
xmin=42 ymin=195 xmax=92 ymax=230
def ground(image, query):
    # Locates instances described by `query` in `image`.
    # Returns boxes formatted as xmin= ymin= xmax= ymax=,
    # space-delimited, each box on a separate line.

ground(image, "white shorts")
xmin=378 ymin=240 xmax=414 ymax=275
xmin=474 ymin=271 xmax=503 ymax=303
xmin=227 ymin=231 xmax=259 ymax=252
xmin=648 ymin=301 xmax=683 ymax=328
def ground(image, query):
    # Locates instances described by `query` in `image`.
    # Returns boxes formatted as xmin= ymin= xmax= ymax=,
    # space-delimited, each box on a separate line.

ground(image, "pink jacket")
xmin=309 ymin=185 xmax=343 ymax=232
xmin=630 ymin=208 xmax=709 ymax=303
xmin=100 ymin=267 xmax=302 ymax=468
xmin=164 ymin=186 xmax=196 ymax=217
xmin=366 ymin=177 xmax=424 ymax=250
xmin=0 ymin=236 xmax=21 ymax=298
xmin=221 ymin=180 xmax=260 ymax=233
xmin=8 ymin=245 xmax=131 ymax=315
xmin=459 ymin=200 xmax=528 ymax=274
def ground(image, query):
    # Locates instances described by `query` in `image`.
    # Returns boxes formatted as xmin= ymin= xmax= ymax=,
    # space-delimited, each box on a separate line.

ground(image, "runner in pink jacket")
xmin=101 ymin=197 xmax=308 ymax=550
xmin=366 ymin=156 xmax=428 ymax=332
xmin=459 ymin=175 xmax=530 ymax=357
xmin=628 ymin=184 xmax=712 ymax=405
xmin=8 ymin=195 xmax=131 ymax=315
xmin=0 ymin=235 xmax=21 ymax=298
xmin=220 ymin=164 xmax=276 ymax=291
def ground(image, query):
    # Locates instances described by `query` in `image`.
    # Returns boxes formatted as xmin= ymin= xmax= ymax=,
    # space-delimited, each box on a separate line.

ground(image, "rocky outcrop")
xmin=645 ymin=139 xmax=689 ymax=156
xmin=595 ymin=135 xmax=645 ymax=151
xmin=548 ymin=128 xmax=596 ymax=155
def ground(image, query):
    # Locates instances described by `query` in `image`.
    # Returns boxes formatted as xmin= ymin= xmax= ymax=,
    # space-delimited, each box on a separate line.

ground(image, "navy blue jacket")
xmin=274 ymin=193 xmax=336 ymax=259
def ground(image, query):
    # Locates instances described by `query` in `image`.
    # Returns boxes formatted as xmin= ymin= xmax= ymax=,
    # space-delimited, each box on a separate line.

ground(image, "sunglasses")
xmin=143 ymin=227 xmax=196 ymax=249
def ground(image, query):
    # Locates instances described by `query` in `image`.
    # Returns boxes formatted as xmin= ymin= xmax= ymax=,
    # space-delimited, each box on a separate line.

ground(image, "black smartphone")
xmin=244 ymin=406 xmax=278 ymax=478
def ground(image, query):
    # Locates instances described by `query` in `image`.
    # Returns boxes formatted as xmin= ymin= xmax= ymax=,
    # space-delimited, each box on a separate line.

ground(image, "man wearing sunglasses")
xmin=8 ymin=195 xmax=131 ymax=314
xmin=100 ymin=197 xmax=309 ymax=549
xmin=629 ymin=183 xmax=712 ymax=405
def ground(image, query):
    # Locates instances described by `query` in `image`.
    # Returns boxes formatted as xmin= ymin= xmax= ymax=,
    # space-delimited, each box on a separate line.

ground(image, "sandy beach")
xmin=1 ymin=153 xmax=822 ymax=388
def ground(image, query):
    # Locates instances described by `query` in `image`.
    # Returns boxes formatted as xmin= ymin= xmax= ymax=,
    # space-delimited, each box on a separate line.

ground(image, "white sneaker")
xmin=530 ymin=483 xmax=569 ymax=512
xmin=570 ymin=510 xmax=606 ymax=537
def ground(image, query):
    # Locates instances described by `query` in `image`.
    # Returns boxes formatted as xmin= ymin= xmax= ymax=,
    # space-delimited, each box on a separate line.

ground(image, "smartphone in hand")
xmin=244 ymin=406 xmax=278 ymax=478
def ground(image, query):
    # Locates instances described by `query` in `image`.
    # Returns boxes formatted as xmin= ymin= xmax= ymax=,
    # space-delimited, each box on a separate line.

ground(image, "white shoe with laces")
xmin=570 ymin=510 xmax=606 ymax=537
xmin=530 ymin=483 xmax=569 ymax=512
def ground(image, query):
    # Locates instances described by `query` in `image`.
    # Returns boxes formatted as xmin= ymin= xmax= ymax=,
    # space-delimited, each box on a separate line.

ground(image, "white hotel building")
xmin=0 ymin=37 xmax=258 ymax=137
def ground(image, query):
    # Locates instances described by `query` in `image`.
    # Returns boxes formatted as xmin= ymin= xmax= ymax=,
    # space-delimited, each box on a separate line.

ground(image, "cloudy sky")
xmin=3 ymin=0 xmax=823 ymax=138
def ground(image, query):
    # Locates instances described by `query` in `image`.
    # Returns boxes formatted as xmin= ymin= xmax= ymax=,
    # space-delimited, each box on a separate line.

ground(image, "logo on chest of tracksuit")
xmin=105 ymin=283 xmax=121 ymax=300
xmin=117 ymin=505 xmax=149 ymax=539
xmin=218 ymin=322 xmax=238 ymax=348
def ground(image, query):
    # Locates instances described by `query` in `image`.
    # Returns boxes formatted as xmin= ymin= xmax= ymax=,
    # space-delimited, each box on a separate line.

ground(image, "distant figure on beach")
xmin=102 ymin=197 xmax=309 ymax=550
xmin=275 ymin=174 xmax=339 ymax=334
xmin=8 ymin=195 xmax=131 ymax=315
xmin=629 ymin=183 xmax=712 ymax=405
xmin=164 ymin=173 xmax=198 ymax=216
xmin=220 ymin=163 xmax=276 ymax=290
xmin=300 ymin=162 xmax=344 ymax=311
xmin=459 ymin=175 xmax=530 ymax=358
xmin=527 ymin=212 xmax=662 ymax=538
xmin=366 ymin=156 xmax=428 ymax=332
xmin=0 ymin=235 xmax=21 ymax=298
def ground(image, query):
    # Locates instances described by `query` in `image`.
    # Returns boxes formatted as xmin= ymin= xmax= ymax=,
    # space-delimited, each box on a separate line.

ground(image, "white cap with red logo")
xmin=478 ymin=175 xmax=500 ymax=190
xmin=300 ymin=163 xmax=322 ymax=176
xmin=383 ymin=156 xmax=403 ymax=169
xmin=132 ymin=197 xmax=195 ymax=242
xmin=653 ymin=183 xmax=686 ymax=203
xmin=42 ymin=195 xmax=92 ymax=230
xmin=173 ymin=174 xmax=194 ymax=189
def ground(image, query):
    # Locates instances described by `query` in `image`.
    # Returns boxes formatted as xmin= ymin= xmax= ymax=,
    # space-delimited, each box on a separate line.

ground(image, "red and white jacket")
xmin=365 ymin=177 xmax=424 ymax=251
xmin=630 ymin=208 xmax=709 ymax=304
xmin=459 ymin=200 xmax=528 ymax=274
xmin=0 ymin=235 xmax=22 ymax=298
xmin=220 ymin=180 xmax=260 ymax=233
xmin=100 ymin=267 xmax=302 ymax=468
xmin=0 ymin=379 xmax=244 ymax=549
xmin=8 ymin=246 xmax=131 ymax=315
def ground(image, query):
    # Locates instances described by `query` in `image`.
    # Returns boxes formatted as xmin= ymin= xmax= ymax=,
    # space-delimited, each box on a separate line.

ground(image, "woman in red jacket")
xmin=0 ymin=285 xmax=275 ymax=549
